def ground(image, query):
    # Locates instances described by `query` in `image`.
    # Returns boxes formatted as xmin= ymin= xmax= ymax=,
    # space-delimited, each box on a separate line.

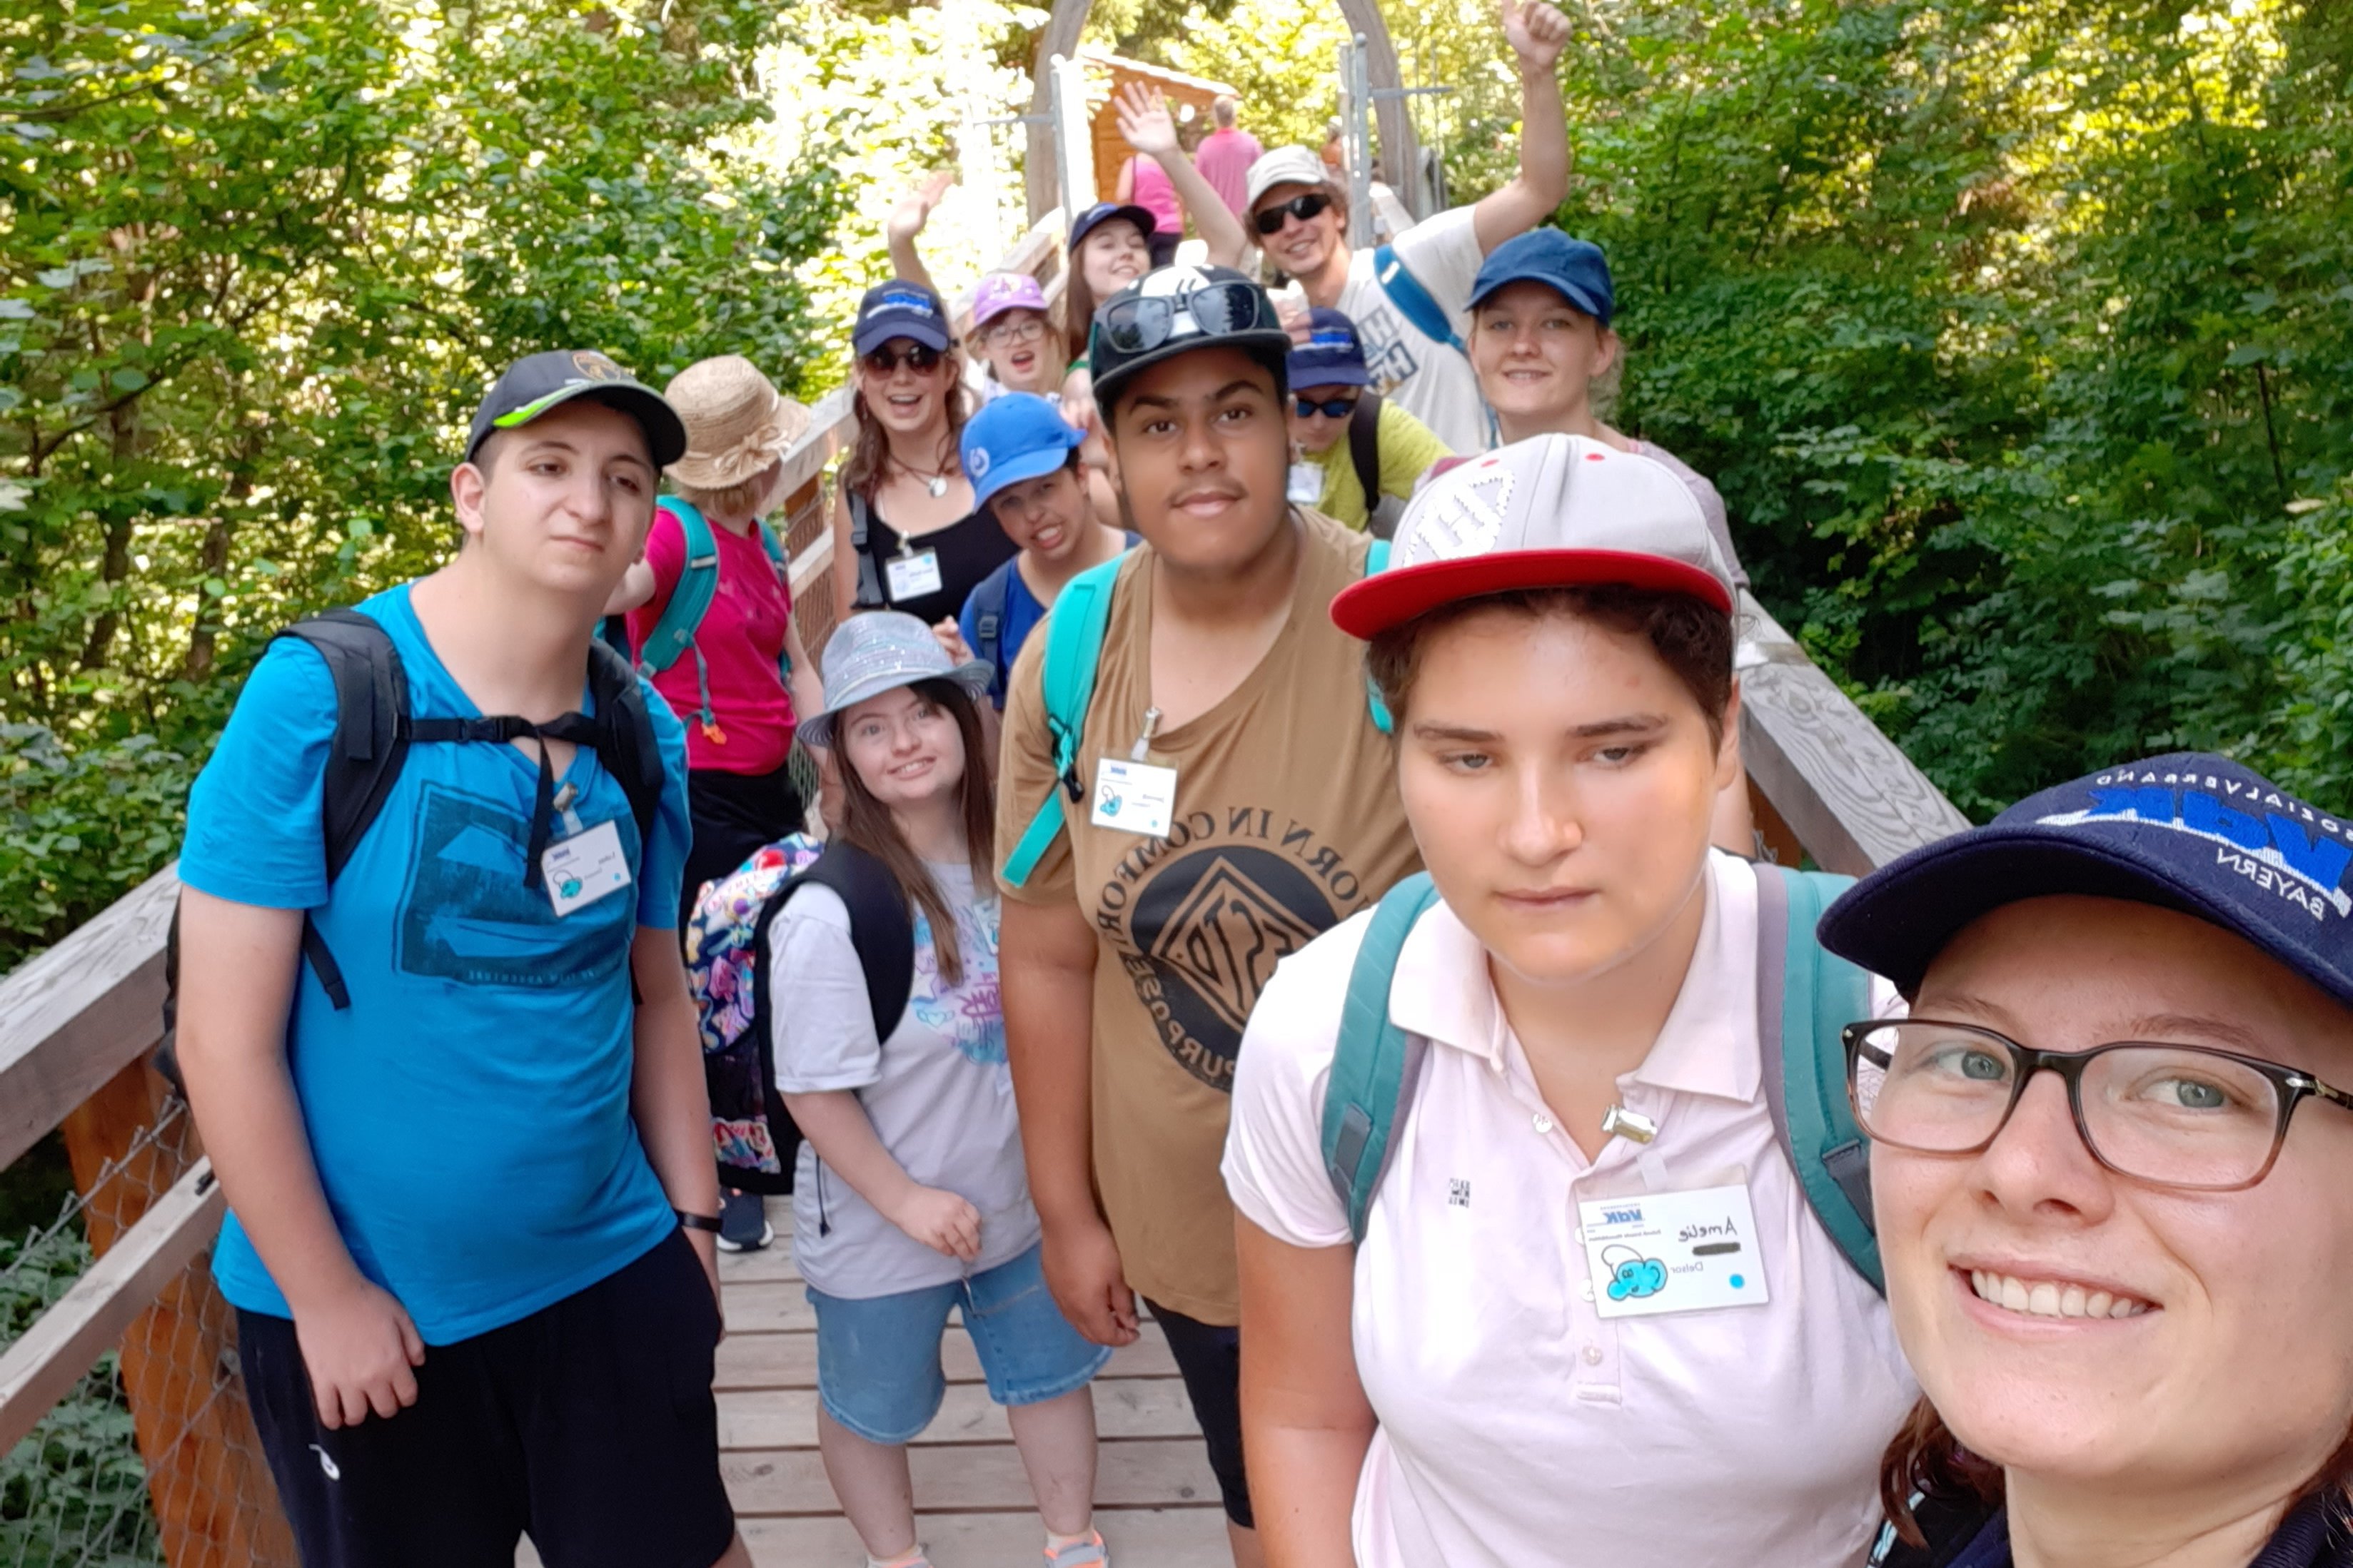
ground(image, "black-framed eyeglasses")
xmin=979 ymin=317 xmax=1047 ymax=348
xmin=1294 ymin=395 xmax=1358 ymax=419
xmin=1254 ymin=191 xmax=1334 ymax=235
xmin=861 ymin=342 xmax=944 ymax=375
xmin=1097 ymin=280 xmax=1276 ymax=357
xmin=1844 ymin=1018 xmax=2353 ymax=1191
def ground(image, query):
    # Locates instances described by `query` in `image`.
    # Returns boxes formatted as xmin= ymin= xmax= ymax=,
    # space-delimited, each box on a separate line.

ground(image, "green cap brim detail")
xmin=492 ymin=386 xmax=584 ymax=429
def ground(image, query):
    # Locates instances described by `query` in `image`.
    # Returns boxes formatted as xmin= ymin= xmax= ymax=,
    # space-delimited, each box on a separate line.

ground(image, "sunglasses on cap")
xmin=862 ymin=342 xmax=944 ymax=375
xmin=1097 ymin=280 xmax=1278 ymax=356
xmin=1294 ymin=395 xmax=1359 ymax=419
xmin=1254 ymin=191 xmax=1334 ymax=235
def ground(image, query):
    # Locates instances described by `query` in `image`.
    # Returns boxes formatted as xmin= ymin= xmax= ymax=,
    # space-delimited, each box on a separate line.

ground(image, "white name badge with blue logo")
xmin=541 ymin=819 xmax=633 ymax=919
xmin=1287 ymin=462 xmax=1325 ymax=505
xmin=885 ymin=549 xmax=944 ymax=602
xmin=1090 ymin=757 xmax=1177 ymax=839
xmin=1578 ymin=1182 xmax=1770 ymax=1319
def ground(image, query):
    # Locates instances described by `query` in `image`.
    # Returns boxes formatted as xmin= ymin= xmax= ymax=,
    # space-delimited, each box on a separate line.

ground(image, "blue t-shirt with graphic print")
xmin=179 ymin=582 xmax=690 ymax=1345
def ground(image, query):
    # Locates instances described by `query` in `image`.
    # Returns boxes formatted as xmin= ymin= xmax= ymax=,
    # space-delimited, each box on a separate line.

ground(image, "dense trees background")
xmin=3 ymin=0 xmax=2349 ymax=970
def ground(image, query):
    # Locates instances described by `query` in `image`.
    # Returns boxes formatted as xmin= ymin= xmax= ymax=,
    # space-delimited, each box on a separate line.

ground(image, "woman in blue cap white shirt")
xmin=775 ymin=612 xmax=1112 ymax=1568
xmin=1818 ymin=754 xmax=2353 ymax=1568
xmin=1221 ymin=436 xmax=1916 ymax=1567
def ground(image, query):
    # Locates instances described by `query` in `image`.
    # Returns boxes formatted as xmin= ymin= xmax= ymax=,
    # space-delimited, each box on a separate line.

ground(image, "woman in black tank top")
xmin=829 ymin=280 xmax=1017 ymax=634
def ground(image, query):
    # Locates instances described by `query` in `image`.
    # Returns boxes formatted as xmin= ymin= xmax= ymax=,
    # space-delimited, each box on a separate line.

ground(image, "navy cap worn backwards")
xmin=959 ymin=393 xmax=1084 ymax=512
xmin=1818 ymin=752 xmax=2353 ymax=1010
xmin=463 ymin=350 xmax=687 ymax=469
xmin=852 ymin=280 xmax=952 ymax=357
xmin=1287 ymin=307 xmax=1371 ymax=390
xmin=1468 ymin=228 xmax=1616 ymax=326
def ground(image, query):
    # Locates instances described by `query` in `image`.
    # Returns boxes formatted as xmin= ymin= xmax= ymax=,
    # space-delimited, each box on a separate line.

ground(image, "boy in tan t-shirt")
xmin=995 ymin=265 xmax=1420 ymax=1564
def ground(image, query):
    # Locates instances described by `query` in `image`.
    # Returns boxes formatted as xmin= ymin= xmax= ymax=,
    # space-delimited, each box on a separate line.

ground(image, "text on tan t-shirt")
xmin=994 ymin=510 xmax=1422 ymax=1324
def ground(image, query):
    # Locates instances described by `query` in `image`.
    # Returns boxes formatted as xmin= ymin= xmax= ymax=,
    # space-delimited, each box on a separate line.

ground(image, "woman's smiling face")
xmin=1876 ymin=895 xmax=2353 ymax=1506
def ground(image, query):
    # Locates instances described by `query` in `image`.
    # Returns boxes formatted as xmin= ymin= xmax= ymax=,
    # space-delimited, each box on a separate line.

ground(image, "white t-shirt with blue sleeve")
xmin=178 ymin=582 xmax=690 ymax=1345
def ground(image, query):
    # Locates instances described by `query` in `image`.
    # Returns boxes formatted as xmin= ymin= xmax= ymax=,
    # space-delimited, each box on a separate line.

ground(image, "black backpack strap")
xmin=583 ymin=639 xmax=663 ymax=856
xmin=799 ymin=841 xmax=917 ymax=1043
xmin=968 ymin=564 xmax=1014 ymax=689
xmin=1348 ymin=392 xmax=1384 ymax=510
xmin=848 ymin=487 xmax=887 ymax=611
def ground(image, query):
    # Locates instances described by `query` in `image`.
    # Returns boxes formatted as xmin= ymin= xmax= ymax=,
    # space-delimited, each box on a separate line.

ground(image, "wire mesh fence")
xmin=1 ymin=1078 xmax=294 ymax=1568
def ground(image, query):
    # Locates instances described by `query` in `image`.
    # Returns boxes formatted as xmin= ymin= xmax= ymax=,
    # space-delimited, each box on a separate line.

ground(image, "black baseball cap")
xmin=1089 ymin=264 xmax=1292 ymax=418
xmin=852 ymin=280 xmax=953 ymax=357
xmin=463 ymin=350 xmax=686 ymax=468
xmin=1819 ymin=752 xmax=2353 ymax=1009
xmin=1068 ymin=201 xmax=1157 ymax=252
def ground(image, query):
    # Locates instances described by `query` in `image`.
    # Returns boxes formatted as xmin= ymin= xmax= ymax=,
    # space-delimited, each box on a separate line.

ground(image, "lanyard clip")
xmin=1130 ymin=707 xmax=1162 ymax=762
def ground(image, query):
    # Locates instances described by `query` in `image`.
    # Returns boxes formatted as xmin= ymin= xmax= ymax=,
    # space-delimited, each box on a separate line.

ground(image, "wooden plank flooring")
xmin=523 ymin=1201 xmax=1228 ymax=1567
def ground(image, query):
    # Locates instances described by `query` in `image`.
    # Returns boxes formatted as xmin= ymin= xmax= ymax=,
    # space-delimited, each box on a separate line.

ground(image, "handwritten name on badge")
xmin=1578 ymin=1182 xmax=1770 ymax=1320
xmin=542 ymin=819 xmax=632 ymax=919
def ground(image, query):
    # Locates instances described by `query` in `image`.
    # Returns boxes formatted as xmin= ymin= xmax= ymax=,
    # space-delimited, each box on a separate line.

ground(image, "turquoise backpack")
xmin=1000 ymin=540 xmax=1394 ymax=889
xmin=633 ymin=497 xmax=795 ymax=737
xmin=1320 ymin=862 xmax=1885 ymax=1292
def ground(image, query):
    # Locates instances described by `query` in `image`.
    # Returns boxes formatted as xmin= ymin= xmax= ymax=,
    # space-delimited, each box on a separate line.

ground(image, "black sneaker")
xmin=716 ymin=1189 xmax=772 ymax=1253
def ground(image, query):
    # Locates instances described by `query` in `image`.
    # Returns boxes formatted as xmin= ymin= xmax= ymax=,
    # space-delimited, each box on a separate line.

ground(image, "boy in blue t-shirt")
xmin=174 ymin=351 xmax=751 ymax=1568
xmin=954 ymin=393 xmax=1134 ymax=704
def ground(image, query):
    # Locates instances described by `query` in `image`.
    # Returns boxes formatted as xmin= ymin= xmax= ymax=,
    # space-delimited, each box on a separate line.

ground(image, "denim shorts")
xmin=807 ymin=1243 xmax=1112 ymax=1445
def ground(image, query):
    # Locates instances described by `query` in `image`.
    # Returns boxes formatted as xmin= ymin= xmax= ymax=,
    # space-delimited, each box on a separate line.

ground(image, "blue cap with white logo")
xmin=1287 ymin=307 xmax=1371 ymax=390
xmin=1468 ymin=228 xmax=1616 ymax=326
xmin=852 ymin=279 xmax=952 ymax=356
xmin=960 ymin=393 xmax=1084 ymax=512
xmin=1818 ymin=753 xmax=2353 ymax=1007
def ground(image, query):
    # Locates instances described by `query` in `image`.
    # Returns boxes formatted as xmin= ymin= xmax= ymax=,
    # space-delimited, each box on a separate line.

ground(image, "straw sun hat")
xmin=661 ymin=355 xmax=812 ymax=491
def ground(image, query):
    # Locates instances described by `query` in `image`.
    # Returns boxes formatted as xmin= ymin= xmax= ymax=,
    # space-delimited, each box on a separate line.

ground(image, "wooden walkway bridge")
xmin=0 ymin=203 xmax=1967 ymax=1567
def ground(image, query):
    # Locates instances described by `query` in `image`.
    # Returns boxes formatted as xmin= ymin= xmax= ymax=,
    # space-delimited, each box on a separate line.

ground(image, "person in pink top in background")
xmin=1115 ymin=148 xmax=1184 ymax=268
xmin=1193 ymin=96 xmax=1264 ymax=221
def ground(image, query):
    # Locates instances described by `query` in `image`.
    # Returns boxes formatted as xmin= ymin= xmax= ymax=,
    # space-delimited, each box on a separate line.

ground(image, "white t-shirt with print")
xmin=1223 ymin=851 xmax=1916 ymax=1568
xmin=1332 ymin=204 xmax=1491 ymax=454
xmin=770 ymin=860 xmax=1039 ymax=1300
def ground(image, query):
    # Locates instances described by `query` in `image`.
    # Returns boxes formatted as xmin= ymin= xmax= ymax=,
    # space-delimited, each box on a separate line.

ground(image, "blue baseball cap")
xmin=1287 ymin=308 xmax=1371 ymax=390
xmin=1819 ymin=752 xmax=2353 ymax=1008
xmin=852 ymin=280 xmax=952 ymax=357
xmin=1467 ymin=228 xmax=1616 ymax=326
xmin=960 ymin=393 xmax=1084 ymax=511
xmin=1069 ymin=201 xmax=1157 ymax=252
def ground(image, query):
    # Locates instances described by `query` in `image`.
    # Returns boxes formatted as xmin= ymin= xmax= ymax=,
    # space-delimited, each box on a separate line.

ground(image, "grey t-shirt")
xmin=770 ymin=859 xmax=1039 ymax=1299
xmin=1629 ymin=438 xmax=1749 ymax=590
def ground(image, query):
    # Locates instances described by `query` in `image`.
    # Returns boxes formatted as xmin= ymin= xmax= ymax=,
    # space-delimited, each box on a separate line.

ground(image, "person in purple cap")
xmin=1816 ymin=755 xmax=2353 ymax=1568
xmin=882 ymin=173 xmax=1072 ymax=404
xmin=1284 ymin=306 xmax=1451 ymax=535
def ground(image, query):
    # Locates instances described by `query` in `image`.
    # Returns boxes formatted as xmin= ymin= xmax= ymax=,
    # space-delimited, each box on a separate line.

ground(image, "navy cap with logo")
xmin=1287 ymin=307 xmax=1371 ymax=390
xmin=1067 ymin=201 xmax=1157 ymax=253
xmin=1818 ymin=752 xmax=2353 ymax=1009
xmin=1468 ymin=228 xmax=1616 ymax=327
xmin=852 ymin=280 xmax=953 ymax=358
xmin=463 ymin=350 xmax=687 ymax=469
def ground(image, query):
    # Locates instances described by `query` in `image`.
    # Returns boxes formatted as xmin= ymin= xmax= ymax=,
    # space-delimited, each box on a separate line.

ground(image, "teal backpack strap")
xmin=757 ymin=520 xmax=794 ymax=682
xmin=636 ymin=499 xmax=720 ymax=679
xmin=1754 ymin=862 xmax=1883 ymax=1293
xmin=1321 ymin=873 xmax=1444 ymax=1244
xmin=1361 ymin=539 xmax=1395 ymax=736
xmin=1000 ymin=555 xmax=1125 ymax=889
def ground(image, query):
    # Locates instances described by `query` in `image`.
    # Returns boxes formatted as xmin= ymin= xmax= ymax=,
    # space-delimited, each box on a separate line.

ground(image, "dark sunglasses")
xmin=1295 ymin=395 xmax=1359 ymax=419
xmin=1254 ymin=191 xmax=1334 ymax=235
xmin=861 ymin=342 xmax=943 ymax=375
xmin=1097 ymin=280 xmax=1277 ymax=357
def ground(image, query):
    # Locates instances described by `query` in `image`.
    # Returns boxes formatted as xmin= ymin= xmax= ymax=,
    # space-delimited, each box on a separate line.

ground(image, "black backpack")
xmin=1345 ymin=391 xmax=1406 ymax=540
xmin=158 ymin=609 xmax=664 ymax=1089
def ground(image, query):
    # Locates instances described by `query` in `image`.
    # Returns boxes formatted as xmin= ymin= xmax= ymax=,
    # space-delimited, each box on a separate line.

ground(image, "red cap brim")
xmin=1330 ymin=550 xmax=1733 ymax=639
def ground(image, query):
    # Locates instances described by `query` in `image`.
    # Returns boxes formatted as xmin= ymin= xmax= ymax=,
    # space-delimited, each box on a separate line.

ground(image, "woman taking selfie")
xmin=1222 ymin=435 xmax=1915 ymax=1567
xmin=1819 ymin=755 xmax=2353 ymax=1568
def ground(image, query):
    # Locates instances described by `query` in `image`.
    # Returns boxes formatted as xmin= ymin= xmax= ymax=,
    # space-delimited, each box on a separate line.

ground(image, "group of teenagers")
xmin=163 ymin=4 xmax=2353 ymax=1567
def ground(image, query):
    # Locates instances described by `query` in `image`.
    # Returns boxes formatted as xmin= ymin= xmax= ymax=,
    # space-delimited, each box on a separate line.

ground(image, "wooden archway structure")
xmin=1021 ymin=0 xmax=1422 ymax=227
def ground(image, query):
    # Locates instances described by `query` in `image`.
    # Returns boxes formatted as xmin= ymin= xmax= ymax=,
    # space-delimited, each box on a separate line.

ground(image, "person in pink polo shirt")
xmin=1193 ymin=96 xmax=1264 ymax=221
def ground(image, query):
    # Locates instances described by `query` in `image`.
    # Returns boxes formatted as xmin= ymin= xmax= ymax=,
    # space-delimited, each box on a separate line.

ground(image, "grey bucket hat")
xmin=799 ymin=611 xmax=992 ymax=750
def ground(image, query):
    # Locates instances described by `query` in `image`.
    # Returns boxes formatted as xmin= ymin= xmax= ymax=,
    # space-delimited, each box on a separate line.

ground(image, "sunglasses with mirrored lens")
xmin=1099 ymin=280 xmax=1276 ymax=357
xmin=1254 ymin=191 xmax=1334 ymax=235
xmin=1294 ymin=395 xmax=1359 ymax=419
xmin=862 ymin=343 xmax=943 ymax=375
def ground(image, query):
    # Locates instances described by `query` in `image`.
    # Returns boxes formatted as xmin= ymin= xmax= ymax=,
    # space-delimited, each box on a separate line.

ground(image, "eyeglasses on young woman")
xmin=979 ymin=317 xmax=1047 ymax=348
xmin=862 ymin=342 xmax=944 ymax=376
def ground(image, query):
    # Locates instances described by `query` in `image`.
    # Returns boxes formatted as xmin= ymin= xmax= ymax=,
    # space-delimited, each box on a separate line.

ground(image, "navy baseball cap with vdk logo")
xmin=1819 ymin=752 xmax=2353 ymax=1008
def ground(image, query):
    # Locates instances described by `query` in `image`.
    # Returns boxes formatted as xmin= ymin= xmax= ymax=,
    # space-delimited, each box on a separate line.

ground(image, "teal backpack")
xmin=633 ymin=497 xmax=795 ymax=739
xmin=1320 ymin=862 xmax=1885 ymax=1292
xmin=1001 ymin=538 xmax=1395 ymax=889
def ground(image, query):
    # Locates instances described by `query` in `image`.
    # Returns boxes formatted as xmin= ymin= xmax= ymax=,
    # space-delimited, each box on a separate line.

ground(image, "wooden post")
xmin=59 ymin=1055 xmax=296 ymax=1568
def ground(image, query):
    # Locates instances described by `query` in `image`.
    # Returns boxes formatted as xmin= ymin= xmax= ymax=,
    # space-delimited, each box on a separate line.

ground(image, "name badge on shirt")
xmin=1090 ymin=757 xmax=1178 ymax=839
xmin=541 ymin=819 xmax=633 ymax=919
xmin=1578 ymin=1181 xmax=1770 ymax=1319
xmin=885 ymin=549 xmax=944 ymax=602
xmin=1286 ymin=462 xmax=1325 ymax=505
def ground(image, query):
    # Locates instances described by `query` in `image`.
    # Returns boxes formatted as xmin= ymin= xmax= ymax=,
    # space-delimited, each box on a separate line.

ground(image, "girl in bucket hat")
xmin=1223 ymin=435 xmax=1916 ymax=1568
xmin=775 ymin=613 xmax=1113 ymax=1568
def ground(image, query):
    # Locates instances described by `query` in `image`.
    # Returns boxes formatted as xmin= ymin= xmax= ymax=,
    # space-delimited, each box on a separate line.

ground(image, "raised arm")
xmin=883 ymin=170 xmax=953 ymax=298
xmin=1114 ymin=83 xmax=1250 ymax=269
xmin=1238 ymin=1219 xmax=1376 ymax=1566
xmin=1471 ymin=0 xmax=1574 ymax=254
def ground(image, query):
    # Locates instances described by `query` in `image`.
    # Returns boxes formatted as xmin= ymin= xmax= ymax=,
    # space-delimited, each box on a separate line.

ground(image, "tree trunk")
xmin=77 ymin=401 xmax=141 ymax=672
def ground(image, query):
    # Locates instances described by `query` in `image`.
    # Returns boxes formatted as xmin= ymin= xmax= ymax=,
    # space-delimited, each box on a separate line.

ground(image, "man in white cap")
xmin=1244 ymin=0 xmax=1574 ymax=455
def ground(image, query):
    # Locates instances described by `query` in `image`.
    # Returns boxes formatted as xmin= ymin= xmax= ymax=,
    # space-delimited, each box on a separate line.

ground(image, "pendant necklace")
xmin=895 ymin=455 xmax=953 ymax=499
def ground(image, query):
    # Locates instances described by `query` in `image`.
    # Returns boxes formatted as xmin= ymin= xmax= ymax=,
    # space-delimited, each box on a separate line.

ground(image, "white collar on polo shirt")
xmin=1386 ymin=850 xmax=1765 ymax=1106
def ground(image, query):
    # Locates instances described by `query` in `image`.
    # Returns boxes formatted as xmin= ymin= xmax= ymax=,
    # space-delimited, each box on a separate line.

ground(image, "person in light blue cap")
xmin=780 ymin=610 xmax=1115 ymax=1568
xmin=953 ymin=393 xmax=1134 ymax=708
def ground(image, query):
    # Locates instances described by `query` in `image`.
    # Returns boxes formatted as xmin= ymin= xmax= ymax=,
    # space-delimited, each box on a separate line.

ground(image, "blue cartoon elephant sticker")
xmin=1601 ymin=1244 xmax=1668 ymax=1303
